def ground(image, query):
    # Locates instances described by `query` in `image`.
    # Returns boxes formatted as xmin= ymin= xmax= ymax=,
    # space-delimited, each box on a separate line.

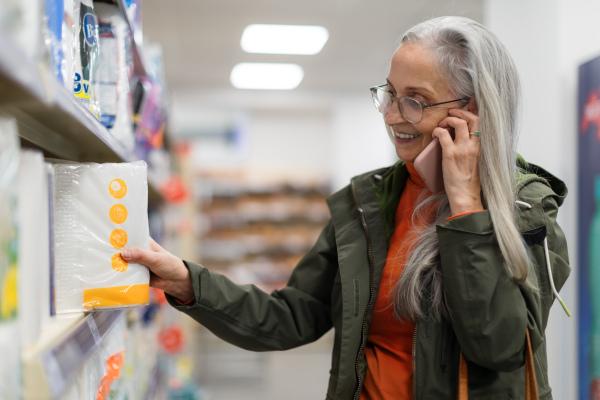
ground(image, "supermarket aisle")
xmin=197 ymin=331 xmax=334 ymax=400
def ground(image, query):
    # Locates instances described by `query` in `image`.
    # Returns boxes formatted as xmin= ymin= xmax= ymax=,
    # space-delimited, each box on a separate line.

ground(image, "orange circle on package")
xmin=110 ymin=229 xmax=128 ymax=249
xmin=109 ymin=204 xmax=128 ymax=224
xmin=108 ymin=179 xmax=127 ymax=199
xmin=111 ymin=253 xmax=128 ymax=272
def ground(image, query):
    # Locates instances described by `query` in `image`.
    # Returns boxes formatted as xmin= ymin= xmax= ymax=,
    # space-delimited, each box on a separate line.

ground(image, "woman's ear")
xmin=468 ymin=98 xmax=478 ymax=115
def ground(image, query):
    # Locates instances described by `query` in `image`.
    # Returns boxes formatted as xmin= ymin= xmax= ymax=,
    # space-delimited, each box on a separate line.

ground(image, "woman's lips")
xmin=394 ymin=131 xmax=419 ymax=142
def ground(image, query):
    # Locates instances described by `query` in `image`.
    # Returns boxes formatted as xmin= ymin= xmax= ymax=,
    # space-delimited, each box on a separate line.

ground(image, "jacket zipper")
xmin=351 ymin=180 xmax=375 ymax=400
xmin=440 ymin=322 xmax=448 ymax=374
xmin=413 ymin=322 xmax=418 ymax=400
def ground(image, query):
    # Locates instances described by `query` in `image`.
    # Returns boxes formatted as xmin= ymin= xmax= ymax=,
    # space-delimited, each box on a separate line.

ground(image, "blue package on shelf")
xmin=45 ymin=0 xmax=65 ymax=82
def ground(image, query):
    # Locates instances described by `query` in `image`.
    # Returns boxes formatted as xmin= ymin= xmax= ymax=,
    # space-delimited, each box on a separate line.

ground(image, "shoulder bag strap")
xmin=457 ymin=329 xmax=539 ymax=400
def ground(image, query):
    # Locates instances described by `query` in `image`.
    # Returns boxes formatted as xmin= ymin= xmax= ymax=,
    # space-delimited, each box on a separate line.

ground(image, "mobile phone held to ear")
xmin=414 ymin=137 xmax=444 ymax=193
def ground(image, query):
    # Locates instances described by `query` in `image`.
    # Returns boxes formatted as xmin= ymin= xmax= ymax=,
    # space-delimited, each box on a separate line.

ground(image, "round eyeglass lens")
xmin=398 ymin=97 xmax=423 ymax=123
xmin=373 ymin=89 xmax=392 ymax=113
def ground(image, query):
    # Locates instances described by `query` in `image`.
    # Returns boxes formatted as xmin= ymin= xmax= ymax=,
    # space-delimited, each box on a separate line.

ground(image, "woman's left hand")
xmin=432 ymin=105 xmax=483 ymax=216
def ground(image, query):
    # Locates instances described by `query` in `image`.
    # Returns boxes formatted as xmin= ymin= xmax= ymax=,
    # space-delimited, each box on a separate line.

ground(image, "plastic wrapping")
xmin=52 ymin=160 xmax=150 ymax=312
xmin=72 ymin=0 xmax=100 ymax=119
xmin=0 ymin=118 xmax=21 ymax=400
xmin=95 ymin=3 xmax=135 ymax=151
xmin=97 ymin=320 xmax=126 ymax=400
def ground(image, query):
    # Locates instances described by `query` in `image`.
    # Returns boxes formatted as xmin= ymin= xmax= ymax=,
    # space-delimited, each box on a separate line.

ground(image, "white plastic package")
xmin=52 ymin=160 xmax=150 ymax=312
xmin=0 ymin=0 xmax=43 ymax=62
xmin=72 ymin=0 xmax=101 ymax=119
xmin=0 ymin=118 xmax=21 ymax=400
xmin=95 ymin=3 xmax=135 ymax=152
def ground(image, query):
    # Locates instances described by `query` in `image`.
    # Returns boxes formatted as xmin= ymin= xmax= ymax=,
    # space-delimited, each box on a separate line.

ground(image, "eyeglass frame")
xmin=370 ymin=84 xmax=469 ymax=124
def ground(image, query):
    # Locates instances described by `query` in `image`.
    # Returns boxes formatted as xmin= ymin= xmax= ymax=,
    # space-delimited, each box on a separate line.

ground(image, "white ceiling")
xmin=141 ymin=0 xmax=484 ymax=131
xmin=142 ymin=0 xmax=483 ymax=91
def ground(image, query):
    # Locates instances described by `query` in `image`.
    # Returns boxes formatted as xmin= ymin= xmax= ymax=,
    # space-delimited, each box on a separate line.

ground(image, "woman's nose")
xmin=384 ymin=100 xmax=406 ymax=125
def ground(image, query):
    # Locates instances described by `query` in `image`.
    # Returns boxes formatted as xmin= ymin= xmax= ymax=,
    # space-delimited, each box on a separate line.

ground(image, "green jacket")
xmin=168 ymin=158 xmax=570 ymax=400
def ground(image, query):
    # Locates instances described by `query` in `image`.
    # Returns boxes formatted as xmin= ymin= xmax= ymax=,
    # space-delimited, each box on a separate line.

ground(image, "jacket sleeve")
xmin=165 ymin=219 xmax=339 ymax=352
xmin=436 ymin=188 xmax=570 ymax=372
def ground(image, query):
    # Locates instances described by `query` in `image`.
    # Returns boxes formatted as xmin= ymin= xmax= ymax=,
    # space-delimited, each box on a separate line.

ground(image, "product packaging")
xmin=95 ymin=3 xmax=135 ymax=151
xmin=134 ymin=77 xmax=165 ymax=161
xmin=0 ymin=0 xmax=44 ymax=62
xmin=96 ymin=320 xmax=126 ymax=399
xmin=72 ymin=0 xmax=100 ymax=118
xmin=46 ymin=163 xmax=57 ymax=320
xmin=123 ymin=0 xmax=142 ymax=45
xmin=63 ymin=0 xmax=75 ymax=91
xmin=17 ymin=150 xmax=52 ymax=349
xmin=0 ymin=118 xmax=21 ymax=400
xmin=45 ymin=0 xmax=65 ymax=83
xmin=52 ymin=160 xmax=150 ymax=312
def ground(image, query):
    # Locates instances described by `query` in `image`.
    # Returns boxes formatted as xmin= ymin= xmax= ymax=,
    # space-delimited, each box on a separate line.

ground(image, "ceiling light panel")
xmin=230 ymin=63 xmax=305 ymax=90
xmin=241 ymin=24 xmax=329 ymax=55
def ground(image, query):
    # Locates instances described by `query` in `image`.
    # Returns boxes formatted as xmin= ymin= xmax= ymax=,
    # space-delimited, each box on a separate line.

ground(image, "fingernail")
xmin=122 ymin=249 xmax=131 ymax=259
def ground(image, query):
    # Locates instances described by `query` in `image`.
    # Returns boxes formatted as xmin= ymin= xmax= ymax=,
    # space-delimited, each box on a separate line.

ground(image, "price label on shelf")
xmin=87 ymin=317 xmax=102 ymax=345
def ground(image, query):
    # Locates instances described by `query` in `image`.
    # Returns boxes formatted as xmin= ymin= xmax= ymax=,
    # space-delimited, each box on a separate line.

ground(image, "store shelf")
xmin=22 ymin=310 xmax=125 ymax=400
xmin=0 ymin=28 xmax=165 ymax=202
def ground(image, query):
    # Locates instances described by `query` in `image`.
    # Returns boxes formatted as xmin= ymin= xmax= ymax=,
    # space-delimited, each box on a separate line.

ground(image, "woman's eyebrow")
xmin=405 ymin=86 xmax=435 ymax=98
xmin=386 ymin=79 xmax=435 ymax=98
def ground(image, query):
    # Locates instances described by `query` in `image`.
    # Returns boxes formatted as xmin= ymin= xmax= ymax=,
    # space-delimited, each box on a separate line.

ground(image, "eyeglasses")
xmin=370 ymin=84 xmax=468 ymax=124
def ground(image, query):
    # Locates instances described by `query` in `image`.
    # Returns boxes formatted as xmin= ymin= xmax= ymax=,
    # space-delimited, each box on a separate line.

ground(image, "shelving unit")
xmin=0 ymin=1 xmax=171 ymax=398
xmin=199 ymin=173 xmax=330 ymax=291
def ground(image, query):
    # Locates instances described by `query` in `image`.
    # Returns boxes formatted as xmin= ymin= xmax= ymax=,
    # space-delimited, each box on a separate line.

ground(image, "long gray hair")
xmin=391 ymin=16 xmax=530 ymax=322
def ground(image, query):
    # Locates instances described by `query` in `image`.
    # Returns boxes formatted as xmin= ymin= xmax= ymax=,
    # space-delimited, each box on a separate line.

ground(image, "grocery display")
xmin=0 ymin=0 xmax=187 ymax=398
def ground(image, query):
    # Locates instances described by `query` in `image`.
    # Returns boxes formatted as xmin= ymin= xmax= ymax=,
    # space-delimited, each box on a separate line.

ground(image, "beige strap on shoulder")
xmin=457 ymin=330 xmax=538 ymax=400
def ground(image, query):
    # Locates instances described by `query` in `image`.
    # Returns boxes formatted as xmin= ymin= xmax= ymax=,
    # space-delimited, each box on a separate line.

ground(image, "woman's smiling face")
xmin=385 ymin=42 xmax=460 ymax=164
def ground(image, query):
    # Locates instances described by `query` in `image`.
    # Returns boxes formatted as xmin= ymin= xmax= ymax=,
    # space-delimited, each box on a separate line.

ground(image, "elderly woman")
xmin=123 ymin=16 xmax=570 ymax=399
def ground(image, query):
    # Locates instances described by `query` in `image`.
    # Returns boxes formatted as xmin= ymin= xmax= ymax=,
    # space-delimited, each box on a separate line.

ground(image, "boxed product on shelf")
xmin=95 ymin=2 xmax=135 ymax=152
xmin=0 ymin=118 xmax=21 ymax=400
xmin=17 ymin=150 xmax=51 ymax=348
xmin=72 ymin=0 xmax=101 ymax=118
xmin=51 ymin=160 xmax=150 ymax=313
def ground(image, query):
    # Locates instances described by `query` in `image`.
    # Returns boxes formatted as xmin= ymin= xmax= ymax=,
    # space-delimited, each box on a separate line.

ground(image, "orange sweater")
xmin=360 ymin=164 xmax=483 ymax=399
xmin=360 ymin=163 xmax=430 ymax=400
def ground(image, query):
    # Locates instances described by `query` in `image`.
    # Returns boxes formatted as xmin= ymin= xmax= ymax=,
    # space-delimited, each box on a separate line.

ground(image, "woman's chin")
xmin=394 ymin=135 xmax=431 ymax=164
xmin=395 ymin=145 xmax=421 ymax=164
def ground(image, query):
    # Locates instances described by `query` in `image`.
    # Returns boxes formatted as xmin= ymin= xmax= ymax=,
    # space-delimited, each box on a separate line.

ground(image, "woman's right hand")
xmin=121 ymin=237 xmax=194 ymax=303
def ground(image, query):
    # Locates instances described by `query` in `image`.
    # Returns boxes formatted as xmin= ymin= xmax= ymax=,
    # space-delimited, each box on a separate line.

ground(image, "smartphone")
xmin=414 ymin=137 xmax=444 ymax=193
